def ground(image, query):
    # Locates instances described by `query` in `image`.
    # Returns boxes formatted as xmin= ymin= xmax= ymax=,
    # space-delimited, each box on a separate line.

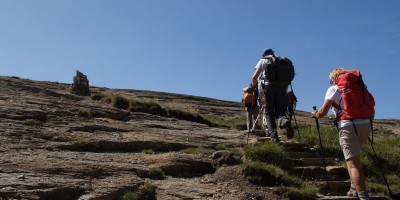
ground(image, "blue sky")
xmin=1 ymin=0 xmax=400 ymax=119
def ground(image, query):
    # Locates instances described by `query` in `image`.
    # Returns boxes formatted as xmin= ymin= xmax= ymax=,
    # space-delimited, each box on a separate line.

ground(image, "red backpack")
xmin=334 ymin=69 xmax=375 ymax=120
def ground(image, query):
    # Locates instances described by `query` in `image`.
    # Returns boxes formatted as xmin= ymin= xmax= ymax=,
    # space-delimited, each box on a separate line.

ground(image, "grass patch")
xmin=121 ymin=181 xmax=157 ymax=200
xmin=204 ymin=115 xmax=247 ymax=129
xmin=167 ymin=109 xmax=214 ymax=126
xmin=241 ymin=161 xmax=303 ymax=187
xmin=295 ymin=122 xmax=400 ymax=197
xmin=296 ymin=123 xmax=343 ymax=159
xmin=141 ymin=149 xmax=155 ymax=154
xmin=360 ymin=135 xmax=400 ymax=196
xmin=147 ymin=167 xmax=164 ymax=180
xmin=183 ymin=147 xmax=215 ymax=155
xmin=243 ymin=142 xmax=287 ymax=166
xmin=130 ymin=99 xmax=166 ymax=115
xmin=112 ymin=95 xmax=130 ymax=110
xmin=92 ymin=94 xmax=224 ymax=127
xmin=91 ymin=93 xmax=107 ymax=101
xmin=276 ymin=186 xmax=319 ymax=200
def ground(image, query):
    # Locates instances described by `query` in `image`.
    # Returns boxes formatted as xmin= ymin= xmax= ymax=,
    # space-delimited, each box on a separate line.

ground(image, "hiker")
xmin=287 ymin=90 xmax=297 ymax=120
xmin=255 ymin=65 xmax=269 ymax=133
xmin=311 ymin=67 xmax=373 ymax=200
xmin=242 ymin=84 xmax=259 ymax=133
xmin=251 ymin=48 xmax=294 ymax=142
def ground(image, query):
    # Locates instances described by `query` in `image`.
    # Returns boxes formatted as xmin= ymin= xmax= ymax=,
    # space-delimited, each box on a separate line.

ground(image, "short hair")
xmin=262 ymin=49 xmax=274 ymax=56
xmin=329 ymin=67 xmax=344 ymax=85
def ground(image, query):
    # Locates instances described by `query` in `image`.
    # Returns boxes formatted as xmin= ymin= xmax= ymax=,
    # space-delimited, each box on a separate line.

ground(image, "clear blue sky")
xmin=1 ymin=0 xmax=399 ymax=119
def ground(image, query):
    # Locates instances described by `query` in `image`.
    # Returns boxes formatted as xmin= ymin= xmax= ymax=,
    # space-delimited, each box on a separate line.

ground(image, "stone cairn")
xmin=70 ymin=70 xmax=91 ymax=96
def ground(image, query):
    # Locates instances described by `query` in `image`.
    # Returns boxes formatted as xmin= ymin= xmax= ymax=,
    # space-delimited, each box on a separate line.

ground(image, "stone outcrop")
xmin=70 ymin=70 xmax=90 ymax=96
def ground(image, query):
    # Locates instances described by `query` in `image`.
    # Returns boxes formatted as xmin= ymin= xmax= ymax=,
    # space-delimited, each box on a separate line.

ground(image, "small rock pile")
xmin=70 ymin=70 xmax=90 ymax=96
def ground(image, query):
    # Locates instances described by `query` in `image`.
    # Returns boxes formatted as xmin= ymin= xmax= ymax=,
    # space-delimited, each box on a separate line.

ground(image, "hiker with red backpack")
xmin=251 ymin=48 xmax=295 ymax=142
xmin=311 ymin=67 xmax=375 ymax=200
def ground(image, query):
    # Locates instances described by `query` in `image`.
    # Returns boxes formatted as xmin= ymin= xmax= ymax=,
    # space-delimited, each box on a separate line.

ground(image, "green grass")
xmin=92 ymin=94 xmax=224 ymax=126
xmin=295 ymin=123 xmax=343 ymax=158
xmin=241 ymin=161 xmax=303 ymax=187
xmin=361 ymin=136 xmax=400 ymax=196
xmin=294 ymin=122 xmax=400 ymax=197
xmin=129 ymin=99 xmax=166 ymax=115
xmin=183 ymin=147 xmax=215 ymax=155
xmin=204 ymin=115 xmax=247 ymax=129
xmin=91 ymin=93 xmax=107 ymax=100
xmin=276 ymin=186 xmax=319 ymax=200
xmin=121 ymin=181 xmax=157 ymax=200
xmin=243 ymin=142 xmax=288 ymax=166
xmin=112 ymin=95 xmax=130 ymax=110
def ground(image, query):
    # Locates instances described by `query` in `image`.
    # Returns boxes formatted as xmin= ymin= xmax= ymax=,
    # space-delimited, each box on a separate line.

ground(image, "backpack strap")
xmin=351 ymin=120 xmax=358 ymax=136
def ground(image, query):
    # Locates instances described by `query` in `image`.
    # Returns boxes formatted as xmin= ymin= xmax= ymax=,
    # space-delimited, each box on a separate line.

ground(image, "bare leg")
xmin=346 ymin=156 xmax=368 ymax=198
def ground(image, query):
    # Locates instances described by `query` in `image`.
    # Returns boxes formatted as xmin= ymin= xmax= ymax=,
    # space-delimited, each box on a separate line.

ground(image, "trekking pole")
xmin=291 ymin=109 xmax=300 ymax=139
xmin=368 ymin=120 xmax=395 ymax=199
xmin=313 ymin=106 xmax=330 ymax=196
xmin=289 ymin=84 xmax=301 ymax=139
xmin=246 ymin=130 xmax=250 ymax=145
xmin=250 ymin=111 xmax=261 ymax=132
xmin=247 ymin=110 xmax=261 ymax=145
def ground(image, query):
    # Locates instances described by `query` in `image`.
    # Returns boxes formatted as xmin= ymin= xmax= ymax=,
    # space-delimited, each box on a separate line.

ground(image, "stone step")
xmin=251 ymin=130 xmax=266 ymax=137
xmin=290 ymin=166 xmax=348 ymax=181
xmin=287 ymin=151 xmax=320 ymax=159
xmin=326 ymin=166 xmax=347 ymax=176
xmin=280 ymin=141 xmax=310 ymax=148
xmin=311 ymin=180 xmax=350 ymax=196
xmin=284 ymin=146 xmax=314 ymax=152
xmin=318 ymin=196 xmax=387 ymax=200
xmin=301 ymin=157 xmax=337 ymax=166
xmin=284 ymin=157 xmax=337 ymax=167
xmin=256 ymin=136 xmax=280 ymax=143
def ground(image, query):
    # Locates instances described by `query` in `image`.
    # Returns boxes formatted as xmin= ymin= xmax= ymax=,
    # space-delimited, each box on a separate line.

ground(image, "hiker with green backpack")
xmin=311 ymin=67 xmax=375 ymax=200
xmin=251 ymin=48 xmax=295 ymax=142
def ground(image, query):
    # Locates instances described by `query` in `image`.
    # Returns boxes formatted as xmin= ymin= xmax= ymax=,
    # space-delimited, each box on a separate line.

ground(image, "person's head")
xmin=262 ymin=48 xmax=274 ymax=57
xmin=329 ymin=67 xmax=344 ymax=85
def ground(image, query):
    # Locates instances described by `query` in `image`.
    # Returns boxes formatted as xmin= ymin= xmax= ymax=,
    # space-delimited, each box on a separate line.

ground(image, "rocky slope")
xmin=0 ymin=76 xmax=399 ymax=200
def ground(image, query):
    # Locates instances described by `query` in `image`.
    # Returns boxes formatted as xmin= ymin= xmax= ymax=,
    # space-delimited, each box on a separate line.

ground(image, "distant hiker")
xmin=242 ymin=84 xmax=259 ymax=133
xmin=287 ymin=90 xmax=298 ymax=120
xmin=311 ymin=67 xmax=375 ymax=200
xmin=251 ymin=48 xmax=295 ymax=142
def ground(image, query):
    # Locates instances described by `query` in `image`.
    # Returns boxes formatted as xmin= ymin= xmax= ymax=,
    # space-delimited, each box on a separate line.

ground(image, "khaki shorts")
xmin=339 ymin=123 xmax=370 ymax=160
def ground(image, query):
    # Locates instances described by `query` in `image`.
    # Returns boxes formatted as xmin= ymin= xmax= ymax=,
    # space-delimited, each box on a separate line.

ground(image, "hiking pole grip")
xmin=313 ymin=106 xmax=320 ymax=129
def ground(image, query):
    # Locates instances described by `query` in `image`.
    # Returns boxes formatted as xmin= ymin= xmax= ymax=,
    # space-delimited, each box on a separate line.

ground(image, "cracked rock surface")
xmin=1 ymin=76 xmax=398 ymax=200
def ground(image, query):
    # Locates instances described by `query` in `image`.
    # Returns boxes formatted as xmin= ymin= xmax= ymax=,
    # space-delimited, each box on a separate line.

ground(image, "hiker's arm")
xmin=251 ymin=68 xmax=261 ymax=86
xmin=312 ymin=99 xmax=333 ymax=118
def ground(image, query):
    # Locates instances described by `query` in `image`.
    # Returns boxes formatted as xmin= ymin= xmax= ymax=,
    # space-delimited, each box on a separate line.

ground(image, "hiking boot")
xmin=346 ymin=187 xmax=358 ymax=197
xmin=283 ymin=120 xmax=294 ymax=139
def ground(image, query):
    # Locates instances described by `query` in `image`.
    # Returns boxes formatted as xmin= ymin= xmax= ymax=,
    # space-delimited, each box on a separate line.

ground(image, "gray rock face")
xmin=0 ymin=76 xmax=258 ymax=200
xmin=0 ymin=76 xmax=397 ymax=200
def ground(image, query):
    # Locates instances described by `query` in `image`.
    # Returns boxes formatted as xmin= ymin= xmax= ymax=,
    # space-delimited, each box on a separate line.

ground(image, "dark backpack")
xmin=334 ymin=69 xmax=375 ymax=120
xmin=265 ymin=56 xmax=295 ymax=85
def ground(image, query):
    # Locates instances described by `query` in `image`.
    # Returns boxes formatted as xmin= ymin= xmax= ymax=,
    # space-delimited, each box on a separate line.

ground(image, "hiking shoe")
xmin=284 ymin=120 xmax=294 ymax=139
xmin=346 ymin=187 xmax=358 ymax=197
